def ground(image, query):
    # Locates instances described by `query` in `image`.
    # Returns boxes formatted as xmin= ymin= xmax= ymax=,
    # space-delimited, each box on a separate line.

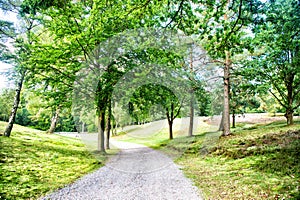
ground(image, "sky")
xmin=0 ymin=62 xmax=12 ymax=89
xmin=0 ymin=10 xmax=18 ymax=90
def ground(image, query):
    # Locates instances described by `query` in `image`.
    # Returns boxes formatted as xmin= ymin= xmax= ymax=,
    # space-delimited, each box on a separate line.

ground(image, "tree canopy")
xmin=0 ymin=0 xmax=299 ymax=144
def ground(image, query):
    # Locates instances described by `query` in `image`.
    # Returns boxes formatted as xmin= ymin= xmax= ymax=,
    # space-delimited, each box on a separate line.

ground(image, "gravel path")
xmin=40 ymin=140 xmax=202 ymax=200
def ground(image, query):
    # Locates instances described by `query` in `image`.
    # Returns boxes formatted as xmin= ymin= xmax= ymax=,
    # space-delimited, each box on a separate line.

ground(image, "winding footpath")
xmin=41 ymin=139 xmax=202 ymax=200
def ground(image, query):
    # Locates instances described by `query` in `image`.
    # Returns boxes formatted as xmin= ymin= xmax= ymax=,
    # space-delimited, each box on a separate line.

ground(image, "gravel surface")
xmin=40 ymin=140 xmax=203 ymax=200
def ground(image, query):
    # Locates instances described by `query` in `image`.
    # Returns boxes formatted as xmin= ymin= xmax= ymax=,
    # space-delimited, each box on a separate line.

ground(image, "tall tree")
xmin=24 ymin=0 xmax=171 ymax=152
xmin=243 ymin=0 xmax=300 ymax=125
xmin=0 ymin=1 xmax=16 ymax=136
xmin=182 ymin=42 xmax=211 ymax=136
xmin=163 ymin=0 xmax=262 ymax=135
xmin=129 ymin=84 xmax=183 ymax=140
xmin=1 ymin=1 xmax=41 ymax=136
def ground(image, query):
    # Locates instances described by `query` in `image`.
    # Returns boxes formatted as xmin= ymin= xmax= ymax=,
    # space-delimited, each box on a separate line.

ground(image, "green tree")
xmin=129 ymin=84 xmax=183 ymax=140
xmin=1 ymin=4 xmax=39 ymax=136
xmin=21 ymin=0 xmax=172 ymax=152
xmin=243 ymin=0 xmax=300 ymax=125
xmin=230 ymin=76 xmax=260 ymax=128
xmin=0 ymin=88 xmax=14 ymax=122
xmin=163 ymin=0 xmax=262 ymax=136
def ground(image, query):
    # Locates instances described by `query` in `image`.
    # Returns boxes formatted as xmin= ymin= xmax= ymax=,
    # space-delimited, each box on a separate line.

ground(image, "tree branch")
xmin=166 ymin=107 xmax=171 ymax=123
xmin=293 ymin=101 xmax=300 ymax=110
xmin=269 ymin=89 xmax=287 ymax=109
xmin=224 ymin=0 xmax=243 ymax=42
xmin=172 ymin=97 xmax=185 ymax=120
xmin=164 ymin=0 xmax=185 ymax=28
xmin=293 ymin=87 xmax=300 ymax=100
xmin=271 ymin=80 xmax=288 ymax=105
xmin=73 ymin=18 xmax=92 ymax=61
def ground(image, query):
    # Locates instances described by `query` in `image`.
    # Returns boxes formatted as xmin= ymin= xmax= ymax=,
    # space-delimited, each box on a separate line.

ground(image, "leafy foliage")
xmin=241 ymin=0 xmax=300 ymax=124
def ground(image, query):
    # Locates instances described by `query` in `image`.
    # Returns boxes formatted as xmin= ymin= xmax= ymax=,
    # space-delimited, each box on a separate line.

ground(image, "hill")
xmin=0 ymin=122 xmax=103 ymax=200
xmin=158 ymin=120 xmax=300 ymax=199
xmin=116 ymin=116 xmax=300 ymax=199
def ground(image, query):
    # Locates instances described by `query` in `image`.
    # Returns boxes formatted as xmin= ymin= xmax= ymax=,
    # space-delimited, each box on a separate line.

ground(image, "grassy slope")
xmin=176 ymin=121 xmax=300 ymax=200
xmin=0 ymin=122 xmax=104 ymax=200
xmin=118 ymin=119 xmax=300 ymax=199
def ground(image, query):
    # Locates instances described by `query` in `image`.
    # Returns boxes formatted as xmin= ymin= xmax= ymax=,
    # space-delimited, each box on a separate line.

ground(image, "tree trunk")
xmin=4 ymin=71 xmax=25 ymax=137
xmin=232 ymin=110 xmax=236 ymax=128
xmin=112 ymin=125 xmax=116 ymax=136
xmin=166 ymin=108 xmax=173 ymax=140
xmin=112 ymin=122 xmax=117 ymax=136
xmin=81 ymin=122 xmax=85 ymax=133
xmin=222 ymin=0 xmax=231 ymax=136
xmin=106 ymin=101 xmax=112 ymax=149
xmin=97 ymin=111 xmax=106 ymax=153
xmin=168 ymin=120 xmax=173 ymax=140
xmin=166 ymin=102 xmax=181 ymax=140
xmin=188 ymin=92 xmax=194 ymax=137
xmin=286 ymin=74 xmax=294 ymax=125
xmin=222 ymin=50 xmax=231 ymax=136
xmin=48 ymin=108 xmax=60 ymax=133
xmin=285 ymin=109 xmax=294 ymax=125
xmin=111 ymin=116 xmax=116 ymax=136
xmin=218 ymin=112 xmax=224 ymax=131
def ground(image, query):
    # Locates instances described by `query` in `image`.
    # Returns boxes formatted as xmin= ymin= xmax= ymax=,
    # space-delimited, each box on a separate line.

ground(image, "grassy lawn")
xmin=117 ymin=118 xmax=300 ymax=199
xmin=0 ymin=122 xmax=107 ymax=200
xmin=115 ymin=118 xmax=214 ymax=149
xmin=172 ymin=120 xmax=300 ymax=199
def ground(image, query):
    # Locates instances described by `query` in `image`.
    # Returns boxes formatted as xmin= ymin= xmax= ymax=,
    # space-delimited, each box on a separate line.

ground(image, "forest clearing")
xmin=1 ymin=114 xmax=299 ymax=199
xmin=1 ymin=0 xmax=299 ymax=199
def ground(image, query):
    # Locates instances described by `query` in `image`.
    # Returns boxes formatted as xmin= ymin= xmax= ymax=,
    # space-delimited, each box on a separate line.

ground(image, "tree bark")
xmin=188 ymin=92 xmax=194 ymax=137
xmin=285 ymin=109 xmax=294 ymax=125
xmin=221 ymin=0 xmax=231 ymax=136
xmin=111 ymin=115 xmax=116 ymax=136
xmin=4 ymin=71 xmax=25 ymax=137
xmin=48 ymin=108 xmax=60 ymax=133
xmin=218 ymin=112 xmax=224 ymax=131
xmin=286 ymin=73 xmax=294 ymax=125
xmin=97 ymin=111 xmax=106 ymax=153
xmin=232 ymin=110 xmax=236 ymax=128
xmin=81 ymin=122 xmax=85 ymax=133
xmin=168 ymin=120 xmax=173 ymax=140
xmin=166 ymin=103 xmax=177 ymax=140
xmin=188 ymin=47 xmax=195 ymax=137
xmin=222 ymin=50 xmax=231 ymax=136
xmin=106 ymin=101 xmax=112 ymax=149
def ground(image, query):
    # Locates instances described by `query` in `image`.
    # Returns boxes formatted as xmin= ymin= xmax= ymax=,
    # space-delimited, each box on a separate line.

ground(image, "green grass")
xmin=115 ymin=119 xmax=213 ymax=150
xmin=176 ymin=121 xmax=300 ymax=199
xmin=117 ymin=119 xmax=300 ymax=199
xmin=115 ymin=127 xmax=170 ymax=148
xmin=0 ymin=122 xmax=108 ymax=200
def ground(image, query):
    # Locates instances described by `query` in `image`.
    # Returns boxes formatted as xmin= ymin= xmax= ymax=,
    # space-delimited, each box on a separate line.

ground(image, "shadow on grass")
xmin=209 ymin=128 xmax=300 ymax=198
xmin=251 ymin=133 xmax=300 ymax=199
